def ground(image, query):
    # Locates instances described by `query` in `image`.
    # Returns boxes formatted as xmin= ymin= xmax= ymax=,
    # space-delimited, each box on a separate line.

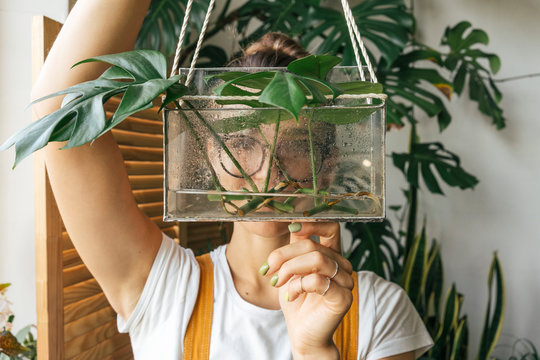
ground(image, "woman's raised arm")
xmin=32 ymin=0 xmax=163 ymax=320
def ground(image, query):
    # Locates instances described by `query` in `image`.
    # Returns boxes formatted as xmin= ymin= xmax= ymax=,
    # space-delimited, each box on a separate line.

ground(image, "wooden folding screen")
xmin=33 ymin=15 xmax=230 ymax=359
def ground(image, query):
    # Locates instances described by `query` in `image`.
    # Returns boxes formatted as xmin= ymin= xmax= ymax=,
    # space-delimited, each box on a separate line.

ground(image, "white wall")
xmin=389 ymin=0 xmax=540 ymax=352
xmin=0 ymin=0 xmax=538 ymax=353
xmin=0 ymin=0 xmax=68 ymax=333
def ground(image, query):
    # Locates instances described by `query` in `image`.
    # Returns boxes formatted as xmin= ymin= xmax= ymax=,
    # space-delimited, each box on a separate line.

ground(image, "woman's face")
xmin=208 ymin=117 xmax=336 ymax=194
xmin=205 ymin=116 xmax=336 ymax=236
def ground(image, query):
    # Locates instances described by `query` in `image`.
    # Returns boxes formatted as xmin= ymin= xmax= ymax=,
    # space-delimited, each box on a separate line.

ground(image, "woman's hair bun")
xmin=229 ymin=32 xmax=309 ymax=67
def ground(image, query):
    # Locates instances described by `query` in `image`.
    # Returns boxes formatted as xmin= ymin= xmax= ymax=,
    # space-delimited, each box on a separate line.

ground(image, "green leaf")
xmin=287 ymin=54 xmax=342 ymax=80
xmin=212 ymin=72 xmax=276 ymax=95
xmin=488 ymin=54 xmax=501 ymax=75
xmin=336 ymin=81 xmax=383 ymax=94
xmin=476 ymin=253 xmax=505 ymax=360
xmin=1 ymin=50 xmax=182 ymax=167
xmin=450 ymin=317 xmax=469 ymax=360
xmin=346 ymin=220 xmax=403 ymax=282
xmin=160 ymin=82 xmax=189 ymax=111
xmin=258 ymin=72 xmax=307 ymax=119
xmin=392 ymin=142 xmax=479 ymax=194
xmin=402 ymin=224 xmax=428 ymax=313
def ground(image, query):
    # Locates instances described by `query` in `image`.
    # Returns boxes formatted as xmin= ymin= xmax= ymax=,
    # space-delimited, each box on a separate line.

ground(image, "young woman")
xmin=30 ymin=0 xmax=433 ymax=358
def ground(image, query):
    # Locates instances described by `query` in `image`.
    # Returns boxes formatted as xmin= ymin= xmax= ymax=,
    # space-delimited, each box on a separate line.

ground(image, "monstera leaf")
xmin=301 ymin=0 xmax=413 ymax=66
xmin=0 ymin=50 xmax=188 ymax=168
xmin=345 ymin=219 xmax=403 ymax=282
xmin=378 ymin=48 xmax=453 ymax=131
xmin=442 ymin=21 xmax=505 ymax=129
xmin=135 ymin=0 xmax=212 ymax=55
xmin=392 ymin=142 xmax=479 ymax=195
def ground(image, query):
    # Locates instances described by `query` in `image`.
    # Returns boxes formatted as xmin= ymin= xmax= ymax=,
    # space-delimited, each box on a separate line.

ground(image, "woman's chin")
xmin=236 ymin=221 xmax=290 ymax=238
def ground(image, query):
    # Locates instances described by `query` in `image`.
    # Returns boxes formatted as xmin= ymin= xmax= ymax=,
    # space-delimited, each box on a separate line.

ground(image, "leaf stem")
xmin=183 ymin=100 xmax=259 ymax=192
xmin=262 ymin=114 xmax=280 ymax=192
xmin=307 ymin=116 xmax=319 ymax=205
xmin=174 ymin=101 xmax=224 ymax=192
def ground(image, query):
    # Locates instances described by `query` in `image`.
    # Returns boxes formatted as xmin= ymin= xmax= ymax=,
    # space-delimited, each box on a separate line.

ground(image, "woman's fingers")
xmin=272 ymin=251 xmax=354 ymax=290
xmin=267 ymin=239 xmax=353 ymax=277
xmin=286 ymin=274 xmax=354 ymax=306
xmin=288 ymin=222 xmax=341 ymax=253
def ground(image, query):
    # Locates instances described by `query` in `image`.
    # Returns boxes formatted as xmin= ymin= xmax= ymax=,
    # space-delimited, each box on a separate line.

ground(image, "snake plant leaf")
xmin=259 ymin=72 xmax=306 ymax=119
xmin=450 ymin=317 xmax=469 ymax=360
xmin=345 ymin=220 xmax=403 ymax=282
xmin=401 ymin=224 xmax=428 ymax=314
xmin=476 ymin=253 xmax=505 ymax=360
xmin=287 ymin=54 xmax=342 ymax=80
xmin=392 ymin=142 xmax=479 ymax=195
xmin=431 ymin=284 xmax=460 ymax=358
xmin=424 ymin=241 xmax=444 ymax=321
xmin=1 ymin=50 xmax=185 ymax=168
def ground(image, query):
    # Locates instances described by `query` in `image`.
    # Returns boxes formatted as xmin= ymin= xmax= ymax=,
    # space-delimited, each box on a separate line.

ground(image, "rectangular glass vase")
xmin=164 ymin=67 xmax=385 ymax=222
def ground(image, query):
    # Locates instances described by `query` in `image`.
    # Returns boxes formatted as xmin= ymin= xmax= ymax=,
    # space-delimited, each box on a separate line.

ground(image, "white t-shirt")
xmin=118 ymin=234 xmax=433 ymax=359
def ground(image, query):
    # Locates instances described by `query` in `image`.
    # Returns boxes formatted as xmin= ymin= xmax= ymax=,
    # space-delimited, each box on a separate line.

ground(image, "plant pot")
xmin=164 ymin=67 xmax=385 ymax=221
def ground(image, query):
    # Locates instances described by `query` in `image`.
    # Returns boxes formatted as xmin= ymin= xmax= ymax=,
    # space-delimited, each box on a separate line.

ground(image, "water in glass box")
xmin=164 ymin=67 xmax=385 ymax=222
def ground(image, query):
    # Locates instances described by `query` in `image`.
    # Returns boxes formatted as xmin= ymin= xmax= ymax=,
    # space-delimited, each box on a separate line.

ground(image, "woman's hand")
xmin=264 ymin=222 xmax=354 ymax=359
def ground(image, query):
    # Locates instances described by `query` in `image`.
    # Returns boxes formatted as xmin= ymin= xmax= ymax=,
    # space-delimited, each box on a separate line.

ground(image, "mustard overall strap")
xmin=183 ymin=253 xmax=214 ymax=360
xmin=334 ymin=273 xmax=359 ymax=360
xmin=183 ymin=254 xmax=359 ymax=360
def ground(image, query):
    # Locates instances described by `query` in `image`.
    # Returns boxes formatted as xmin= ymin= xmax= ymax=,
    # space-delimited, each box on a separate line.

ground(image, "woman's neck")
xmin=225 ymin=222 xmax=290 ymax=310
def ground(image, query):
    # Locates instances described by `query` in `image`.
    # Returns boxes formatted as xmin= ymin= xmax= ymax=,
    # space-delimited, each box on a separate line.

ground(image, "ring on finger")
xmin=330 ymin=260 xmax=339 ymax=280
xmin=321 ymin=278 xmax=331 ymax=296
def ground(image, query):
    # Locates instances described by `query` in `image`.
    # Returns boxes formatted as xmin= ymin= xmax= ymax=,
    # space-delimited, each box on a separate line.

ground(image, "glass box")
xmin=164 ymin=67 xmax=385 ymax=222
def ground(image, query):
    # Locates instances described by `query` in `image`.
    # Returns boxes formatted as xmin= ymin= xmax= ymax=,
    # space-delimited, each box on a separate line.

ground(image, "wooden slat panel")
xmin=138 ymin=201 xmax=163 ymax=218
xmin=63 ymin=264 xmax=92 ymax=288
xmin=102 ymin=344 xmax=133 ymax=360
xmin=150 ymin=215 xmax=175 ymax=229
xmin=125 ymin=161 xmax=163 ymax=176
xmin=119 ymin=145 xmax=162 ymax=161
xmin=64 ymin=292 xmax=110 ymax=324
xmin=162 ymin=226 xmax=178 ymax=240
xmin=133 ymin=188 xmax=163 ymax=203
xmin=128 ymin=175 xmax=163 ymax=190
xmin=33 ymin=15 xmax=64 ymax=359
xmin=63 ymin=248 xmax=83 ymax=268
xmin=64 ymin=279 xmax=102 ymax=307
xmin=111 ymin=128 xmax=163 ymax=147
xmin=69 ymin=332 xmax=131 ymax=360
xmin=110 ymin=115 xmax=163 ymax=134
xmin=63 ymin=231 xmax=74 ymax=251
xmin=64 ymin=306 xmax=116 ymax=342
xmin=64 ymin=319 xmax=120 ymax=359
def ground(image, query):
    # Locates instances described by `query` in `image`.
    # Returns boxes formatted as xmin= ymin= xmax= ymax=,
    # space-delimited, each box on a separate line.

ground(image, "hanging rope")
xmin=170 ymin=0 xmax=377 ymax=85
xmin=170 ymin=0 xmax=195 ymax=77
xmin=340 ymin=0 xmax=378 ymax=83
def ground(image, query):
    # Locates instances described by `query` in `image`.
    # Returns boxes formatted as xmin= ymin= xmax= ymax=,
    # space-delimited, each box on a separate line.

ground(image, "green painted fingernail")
xmin=259 ymin=262 xmax=269 ymax=276
xmin=285 ymin=291 xmax=289 ymax=302
xmin=270 ymin=274 xmax=279 ymax=286
xmin=288 ymin=223 xmax=302 ymax=233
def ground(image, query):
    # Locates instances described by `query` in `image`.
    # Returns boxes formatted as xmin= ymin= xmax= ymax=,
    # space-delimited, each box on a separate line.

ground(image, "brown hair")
xmin=229 ymin=32 xmax=309 ymax=67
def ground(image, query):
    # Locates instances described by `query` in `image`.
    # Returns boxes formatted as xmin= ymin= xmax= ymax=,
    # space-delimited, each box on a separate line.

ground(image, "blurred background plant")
xmin=0 ymin=284 xmax=36 ymax=360
xmin=133 ymin=0 xmax=535 ymax=358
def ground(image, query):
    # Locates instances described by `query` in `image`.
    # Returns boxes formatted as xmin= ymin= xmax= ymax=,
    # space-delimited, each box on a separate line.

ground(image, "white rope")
xmin=170 ymin=0 xmax=195 ymax=77
xmin=340 ymin=0 xmax=378 ymax=83
xmin=185 ymin=0 xmax=217 ymax=87
xmin=180 ymin=93 xmax=388 ymax=101
xmin=170 ymin=0 xmax=379 ymax=85
xmin=340 ymin=0 xmax=365 ymax=81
